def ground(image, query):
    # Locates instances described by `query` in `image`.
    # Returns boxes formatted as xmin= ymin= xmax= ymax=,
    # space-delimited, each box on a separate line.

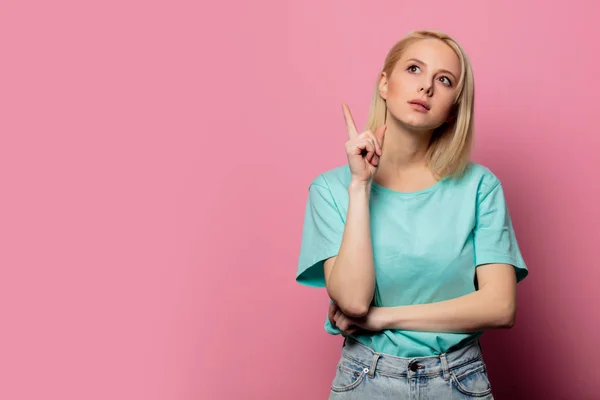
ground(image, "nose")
xmin=419 ymin=75 xmax=434 ymax=96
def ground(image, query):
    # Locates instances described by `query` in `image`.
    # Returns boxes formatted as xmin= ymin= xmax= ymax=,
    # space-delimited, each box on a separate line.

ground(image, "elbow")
xmin=326 ymin=288 xmax=371 ymax=318
xmin=328 ymin=293 xmax=370 ymax=318
xmin=496 ymin=303 xmax=516 ymax=329
xmin=499 ymin=315 xmax=515 ymax=329
xmin=339 ymin=303 xmax=370 ymax=318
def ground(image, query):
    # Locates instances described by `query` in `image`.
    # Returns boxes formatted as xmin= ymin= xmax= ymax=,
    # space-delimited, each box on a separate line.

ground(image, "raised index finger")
xmin=342 ymin=103 xmax=359 ymax=139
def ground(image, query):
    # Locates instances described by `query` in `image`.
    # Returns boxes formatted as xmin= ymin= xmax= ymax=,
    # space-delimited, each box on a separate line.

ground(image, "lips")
xmin=408 ymin=99 xmax=430 ymax=110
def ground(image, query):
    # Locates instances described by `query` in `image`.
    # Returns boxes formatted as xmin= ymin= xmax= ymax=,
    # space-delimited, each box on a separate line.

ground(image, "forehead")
xmin=399 ymin=39 xmax=461 ymax=76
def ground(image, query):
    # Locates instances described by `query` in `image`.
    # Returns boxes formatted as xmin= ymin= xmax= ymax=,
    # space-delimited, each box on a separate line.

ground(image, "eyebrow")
xmin=405 ymin=58 xmax=458 ymax=81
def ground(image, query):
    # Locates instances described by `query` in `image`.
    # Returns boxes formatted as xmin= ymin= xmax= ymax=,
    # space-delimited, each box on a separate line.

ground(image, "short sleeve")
xmin=296 ymin=176 xmax=345 ymax=287
xmin=473 ymin=180 xmax=528 ymax=283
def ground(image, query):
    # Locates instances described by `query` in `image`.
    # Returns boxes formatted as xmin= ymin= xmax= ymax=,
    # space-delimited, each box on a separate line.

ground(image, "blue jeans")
xmin=329 ymin=336 xmax=494 ymax=399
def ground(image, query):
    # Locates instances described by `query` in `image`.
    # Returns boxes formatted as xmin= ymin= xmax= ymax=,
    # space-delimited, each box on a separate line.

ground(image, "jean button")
xmin=409 ymin=362 xmax=423 ymax=372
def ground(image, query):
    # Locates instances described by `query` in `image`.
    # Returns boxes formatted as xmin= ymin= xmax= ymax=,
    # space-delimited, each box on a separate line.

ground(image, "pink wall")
xmin=1 ymin=0 xmax=598 ymax=399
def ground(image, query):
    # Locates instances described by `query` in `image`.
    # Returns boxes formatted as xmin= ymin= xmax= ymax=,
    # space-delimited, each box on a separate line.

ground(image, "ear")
xmin=378 ymin=72 xmax=388 ymax=100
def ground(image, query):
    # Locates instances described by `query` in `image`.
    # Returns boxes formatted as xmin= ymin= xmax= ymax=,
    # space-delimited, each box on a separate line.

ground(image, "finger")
xmin=342 ymin=103 xmax=359 ymax=140
xmin=372 ymin=135 xmax=382 ymax=157
xmin=334 ymin=309 xmax=343 ymax=324
xmin=355 ymin=138 xmax=375 ymax=159
xmin=361 ymin=131 xmax=382 ymax=157
xmin=343 ymin=324 xmax=357 ymax=336
xmin=347 ymin=137 xmax=374 ymax=157
xmin=339 ymin=314 xmax=358 ymax=334
xmin=338 ymin=316 xmax=351 ymax=333
xmin=364 ymin=139 xmax=375 ymax=162
xmin=371 ymin=154 xmax=379 ymax=167
xmin=359 ymin=134 xmax=377 ymax=155
xmin=328 ymin=303 xmax=338 ymax=326
xmin=345 ymin=327 xmax=358 ymax=335
xmin=375 ymin=124 xmax=387 ymax=149
xmin=329 ymin=301 xmax=337 ymax=314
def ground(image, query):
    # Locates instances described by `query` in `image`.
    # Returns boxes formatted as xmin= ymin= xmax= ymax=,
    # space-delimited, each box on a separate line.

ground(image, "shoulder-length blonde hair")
xmin=365 ymin=30 xmax=475 ymax=179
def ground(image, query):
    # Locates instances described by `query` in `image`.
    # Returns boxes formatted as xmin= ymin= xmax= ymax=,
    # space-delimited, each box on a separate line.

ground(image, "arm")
xmin=381 ymin=263 xmax=517 ymax=332
xmin=333 ymin=263 xmax=517 ymax=333
xmin=324 ymin=180 xmax=375 ymax=318
xmin=381 ymin=178 xmax=522 ymax=332
xmin=332 ymin=173 xmax=526 ymax=333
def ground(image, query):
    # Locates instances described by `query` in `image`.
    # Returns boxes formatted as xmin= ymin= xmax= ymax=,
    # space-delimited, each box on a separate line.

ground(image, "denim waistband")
xmin=340 ymin=336 xmax=484 ymax=381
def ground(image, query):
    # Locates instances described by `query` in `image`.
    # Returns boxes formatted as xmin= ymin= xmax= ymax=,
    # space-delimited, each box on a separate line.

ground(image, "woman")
xmin=296 ymin=30 xmax=528 ymax=399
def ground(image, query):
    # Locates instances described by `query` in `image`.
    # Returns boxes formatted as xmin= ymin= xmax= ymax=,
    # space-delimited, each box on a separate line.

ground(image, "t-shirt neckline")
xmin=371 ymin=176 xmax=449 ymax=196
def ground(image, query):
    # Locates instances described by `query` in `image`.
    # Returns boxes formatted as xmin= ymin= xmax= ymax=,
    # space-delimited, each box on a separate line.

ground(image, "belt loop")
xmin=440 ymin=353 xmax=450 ymax=381
xmin=368 ymin=353 xmax=381 ymax=378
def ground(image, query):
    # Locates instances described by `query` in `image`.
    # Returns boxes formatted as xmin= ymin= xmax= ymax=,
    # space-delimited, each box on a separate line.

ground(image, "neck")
xmin=376 ymin=113 xmax=434 ymax=178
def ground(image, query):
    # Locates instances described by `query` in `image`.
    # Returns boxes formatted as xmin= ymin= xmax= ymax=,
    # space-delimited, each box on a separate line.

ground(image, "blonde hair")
xmin=365 ymin=30 xmax=475 ymax=179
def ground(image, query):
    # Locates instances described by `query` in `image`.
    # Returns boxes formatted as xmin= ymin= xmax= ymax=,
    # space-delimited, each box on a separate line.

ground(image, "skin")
xmin=375 ymin=37 xmax=461 ymax=191
xmin=327 ymin=38 xmax=518 ymax=335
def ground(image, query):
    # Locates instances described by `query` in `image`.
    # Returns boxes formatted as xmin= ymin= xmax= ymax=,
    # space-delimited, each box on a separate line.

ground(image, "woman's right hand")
xmin=342 ymin=103 xmax=387 ymax=185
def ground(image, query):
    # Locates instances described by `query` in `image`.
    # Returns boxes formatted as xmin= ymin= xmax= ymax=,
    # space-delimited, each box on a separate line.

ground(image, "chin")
xmin=396 ymin=114 xmax=437 ymax=131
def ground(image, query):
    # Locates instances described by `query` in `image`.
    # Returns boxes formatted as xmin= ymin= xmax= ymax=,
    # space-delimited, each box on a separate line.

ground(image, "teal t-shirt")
xmin=296 ymin=162 xmax=528 ymax=357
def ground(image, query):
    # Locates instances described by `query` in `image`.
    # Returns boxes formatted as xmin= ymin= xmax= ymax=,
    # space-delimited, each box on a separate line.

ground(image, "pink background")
xmin=1 ymin=0 xmax=598 ymax=399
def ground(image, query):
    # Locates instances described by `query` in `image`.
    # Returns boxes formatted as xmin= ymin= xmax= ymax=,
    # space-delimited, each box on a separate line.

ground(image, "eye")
xmin=439 ymin=76 xmax=452 ymax=87
xmin=407 ymin=65 xmax=420 ymax=73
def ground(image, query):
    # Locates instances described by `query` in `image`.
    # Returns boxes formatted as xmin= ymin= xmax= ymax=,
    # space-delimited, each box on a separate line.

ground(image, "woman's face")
xmin=379 ymin=38 xmax=461 ymax=131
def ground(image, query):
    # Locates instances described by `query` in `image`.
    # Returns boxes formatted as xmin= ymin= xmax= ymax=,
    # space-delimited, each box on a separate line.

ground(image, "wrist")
xmin=348 ymin=180 xmax=372 ymax=193
xmin=379 ymin=306 xmax=396 ymax=330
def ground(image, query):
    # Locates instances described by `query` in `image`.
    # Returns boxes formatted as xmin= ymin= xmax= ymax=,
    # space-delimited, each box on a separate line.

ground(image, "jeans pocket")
xmin=330 ymin=357 xmax=368 ymax=393
xmin=449 ymin=359 xmax=493 ymax=397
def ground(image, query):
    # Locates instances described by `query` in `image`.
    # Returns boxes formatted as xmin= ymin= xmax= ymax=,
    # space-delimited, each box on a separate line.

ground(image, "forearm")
xmin=382 ymin=289 xmax=516 ymax=333
xmin=327 ymin=181 xmax=375 ymax=317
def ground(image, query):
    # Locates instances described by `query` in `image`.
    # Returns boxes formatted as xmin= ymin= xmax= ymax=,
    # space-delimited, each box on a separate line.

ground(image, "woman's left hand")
xmin=328 ymin=302 xmax=389 ymax=335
